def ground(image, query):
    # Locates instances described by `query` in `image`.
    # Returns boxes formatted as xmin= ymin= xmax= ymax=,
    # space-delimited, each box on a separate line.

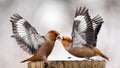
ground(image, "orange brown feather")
xmin=61 ymin=36 xmax=72 ymax=49
xmin=61 ymin=36 xmax=109 ymax=61
xmin=48 ymin=30 xmax=60 ymax=41
xmin=21 ymin=30 xmax=60 ymax=63
xmin=92 ymin=47 xmax=109 ymax=61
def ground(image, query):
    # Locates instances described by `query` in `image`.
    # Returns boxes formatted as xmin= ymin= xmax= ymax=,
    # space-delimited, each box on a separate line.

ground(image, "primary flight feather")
xmin=10 ymin=13 xmax=61 ymax=62
xmin=61 ymin=7 xmax=109 ymax=61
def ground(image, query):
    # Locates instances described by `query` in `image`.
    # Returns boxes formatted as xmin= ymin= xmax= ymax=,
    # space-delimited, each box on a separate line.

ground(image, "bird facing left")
xmin=10 ymin=13 xmax=61 ymax=63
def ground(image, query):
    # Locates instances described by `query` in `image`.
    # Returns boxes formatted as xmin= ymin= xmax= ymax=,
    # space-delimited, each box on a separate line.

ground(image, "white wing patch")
xmin=74 ymin=15 xmax=85 ymax=21
xmin=10 ymin=13 xmax=45 ymax=55
xmin=72 ymin=29 xmax=86 ymax=47
xmin=92 ymin=21 xmax=97 ymax=30
xmin=74 ymin=16 xmax=87 ymax=33
xmin=72 ymin=7 xmax=95 ymax=47
xmin=72 ymin=7 xmax=103 ymax=47
xmin=74 ymin=15 xmax=87 ymax=42
xmin=16 ymin=19 xmax=33 ymax=46
xmin=31 ymin=34 xmax=45 ymax=49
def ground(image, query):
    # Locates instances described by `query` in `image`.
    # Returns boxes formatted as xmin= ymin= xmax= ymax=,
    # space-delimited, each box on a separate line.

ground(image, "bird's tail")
xmin=21 ymin=56 xmax=34 ymax=63
xmin=21 ymin=59 xmax=28 ymax=63
xmin=92 ymin=47 xmax=109 ymax=61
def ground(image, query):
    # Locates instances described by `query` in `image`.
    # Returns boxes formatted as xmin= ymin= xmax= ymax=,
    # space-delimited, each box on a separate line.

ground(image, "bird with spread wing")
xmin=10 ymin=13 xmax=61 ymax=62
xmin=61 ymin=7 xmax=109 ymax=61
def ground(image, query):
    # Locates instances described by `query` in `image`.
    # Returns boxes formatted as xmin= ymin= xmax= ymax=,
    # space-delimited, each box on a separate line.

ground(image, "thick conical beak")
xmin=56 ymin=35 xmax=61 ymax=40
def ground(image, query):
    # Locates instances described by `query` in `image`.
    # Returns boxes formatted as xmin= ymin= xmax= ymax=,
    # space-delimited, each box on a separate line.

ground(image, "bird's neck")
xmin=62 ymin=41 xmax=72 ymax=50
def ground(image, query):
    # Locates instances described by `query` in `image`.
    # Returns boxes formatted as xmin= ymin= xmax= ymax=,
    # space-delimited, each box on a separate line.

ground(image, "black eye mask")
xmin=55 ymin=34 xmax=58 ymax=37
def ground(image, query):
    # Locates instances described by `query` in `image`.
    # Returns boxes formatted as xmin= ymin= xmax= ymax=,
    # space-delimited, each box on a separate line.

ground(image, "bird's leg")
xmin=42 ymin=56 xmax=48 ymax=68
xmin=86 ymin=57 xmax=94 ymax=61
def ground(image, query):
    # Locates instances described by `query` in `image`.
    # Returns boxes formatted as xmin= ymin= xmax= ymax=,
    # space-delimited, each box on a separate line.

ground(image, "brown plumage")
xmin=21 ymin=39 xmax=54 ymax=62
xmin=61 ymin=36 xmax=109 ymax=61
xmin=61 ymin=7 xmax=109 ymax=61
xmin=21 ymin=30 xmax=60 ymax=62
xmin=10 ymin=13 xmax=61 ymax=63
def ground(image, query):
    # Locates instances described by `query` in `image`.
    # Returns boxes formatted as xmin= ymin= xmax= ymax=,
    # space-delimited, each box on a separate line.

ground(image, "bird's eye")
xmin=55 ymin=34 xmax=58 ymax=37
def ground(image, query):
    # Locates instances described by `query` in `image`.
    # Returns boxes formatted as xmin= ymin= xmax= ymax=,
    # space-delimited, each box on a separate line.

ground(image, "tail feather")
xmin=92 ymin=47 xmax=109 ymax=61
xmin=21 ymin=59 xmax=28 ymax=63
xmin=21 ymin=56 xmax=34 ymax=63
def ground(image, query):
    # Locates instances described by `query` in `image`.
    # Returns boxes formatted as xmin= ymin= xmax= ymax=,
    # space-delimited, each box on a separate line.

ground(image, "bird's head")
xmin=47 ymin=30 xmax=61 ymax=41
xmin=61 ymin=36 xmax=72 ymax=49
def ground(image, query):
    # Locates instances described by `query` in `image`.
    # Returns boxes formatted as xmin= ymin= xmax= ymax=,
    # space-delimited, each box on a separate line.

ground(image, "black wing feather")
xmin=92 ymin=15 xmax=104 ymax=46
xmin=72 ymin=7 xmax=96 ymax=47
xmin=85 ymin=11 xmax=95 ymax=47
xmin=10 ymin=13 xmax=45 ymax=54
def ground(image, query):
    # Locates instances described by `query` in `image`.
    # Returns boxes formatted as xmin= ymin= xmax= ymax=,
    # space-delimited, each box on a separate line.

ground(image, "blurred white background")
xmin=0 ymin=0 xmax=120 ymax=68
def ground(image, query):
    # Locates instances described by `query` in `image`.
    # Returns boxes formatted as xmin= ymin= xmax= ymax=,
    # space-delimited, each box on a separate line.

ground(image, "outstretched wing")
xmin=92 ymin=15 xmax=104 ymax=46
xmin=10 ymin=13 xmax=45 ymax=55
xmin=72 ymin=7 xmax=95 ymax=47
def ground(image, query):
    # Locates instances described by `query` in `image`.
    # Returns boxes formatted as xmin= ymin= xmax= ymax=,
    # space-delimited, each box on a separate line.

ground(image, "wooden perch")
xmin=28 ymin=60 xmax=106 ymax=68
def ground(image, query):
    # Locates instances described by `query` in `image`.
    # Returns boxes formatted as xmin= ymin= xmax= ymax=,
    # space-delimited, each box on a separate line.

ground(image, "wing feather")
xmin=10 ymin=13 xmax=45 ymax=55
xmin=92 ymin=15 xmax=104 ymax=46
xmin=72 ymin=7 xmax=95 ymax=47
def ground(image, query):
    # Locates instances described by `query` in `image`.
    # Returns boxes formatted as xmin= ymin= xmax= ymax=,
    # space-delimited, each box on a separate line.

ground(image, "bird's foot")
xmin=88 ymin=58 xmax=94 ymax=61
xmin=83 ymin=58 xmax=94 ymax=61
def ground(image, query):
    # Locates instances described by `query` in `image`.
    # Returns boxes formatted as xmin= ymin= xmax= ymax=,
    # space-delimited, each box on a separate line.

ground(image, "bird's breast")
xmin=68 ymin=46 xmax=96 ymax=58
xmin=34 ymin=40 xmax=55 ymax=60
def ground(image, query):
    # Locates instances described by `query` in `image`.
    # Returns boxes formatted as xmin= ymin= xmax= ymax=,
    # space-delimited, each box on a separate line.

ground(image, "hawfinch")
xmin=61 ymin=7 xmax=109 ymax=61
xmin=10 ymin=13 xmax=61 ymax=62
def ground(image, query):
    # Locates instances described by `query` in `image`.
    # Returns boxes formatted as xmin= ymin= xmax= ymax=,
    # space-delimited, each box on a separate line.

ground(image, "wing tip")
xmin=10 ymin=13 xmax=23 ymax=23
xmin=92 ymin=15 xmax=104 ymax=24
xmin=75 ymin=6 xmax=89 ymax=17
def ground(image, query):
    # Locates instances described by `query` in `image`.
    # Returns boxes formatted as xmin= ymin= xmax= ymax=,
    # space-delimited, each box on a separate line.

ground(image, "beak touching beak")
xmin=56 ymin=35 xmax=61 ymax=40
